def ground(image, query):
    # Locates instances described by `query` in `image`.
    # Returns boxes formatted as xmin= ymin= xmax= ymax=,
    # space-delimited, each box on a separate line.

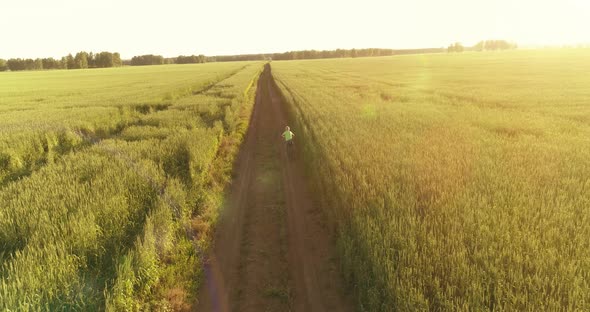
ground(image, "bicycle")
xmin=285 ymin=139 xmax=295 ymax=160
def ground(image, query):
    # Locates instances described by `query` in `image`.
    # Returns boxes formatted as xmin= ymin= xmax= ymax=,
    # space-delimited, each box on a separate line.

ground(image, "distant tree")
xmin=22 ymin=59 xmax=29 ymax=70
xmin=5 ymin=57 xmax=60 ymax=70
xmin=7 ymin=59 xmax=25 ymax=71
xmin=474 ymin=41 xmax=484 ymax=51
xmin=60 ymin=56 xmax=68 ymax=69
xmin=112 ymin=52 xmax=122 ymax=67
xmin=0 ymin=59 xmax=7 ymax=71
xmin=447 ymin=42 xmax=464 ymax=53
xmin=6 ymin=59 xmax=17 ymax=71
xmin=176 ymin=54 xmax=207 ymax=64
xmin=66 ymin=54 xmax=76 ymax=69
xmin=102 ymin=52 xmax=114 ymax=67
xmin=301 ymin=50 xmax=317 ymax=59
xmin=176 ymin=55 xmax=192 ymax=64
xmin=130 ymin=54 xmax=164 ymax=66
xmin=95 ymin=52 xmax=114 ymax=68
xmin=41 ymin=58 xmax=60 ymax=70
xmin=34 ymin=58 xmax=43 ymax=70
xmin=74 ymin=51 xmax=89 ymax=69
xmin=25 ymin=59 xmax=36 ymax=70
xmin=474 ymin=40 xmax=517 ymax=51
xmin=88 ymin=52 xmax=96 ymax=68
xmin=11 ymin=58 xmax=38 ymax=71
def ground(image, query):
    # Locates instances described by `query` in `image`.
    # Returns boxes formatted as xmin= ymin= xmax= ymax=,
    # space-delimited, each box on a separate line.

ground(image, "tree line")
xmin=0 ymin=52 xmax=209 ymax=71
xmin=124 ymin=54 xmax=207 ymax=66
xmin=2 ymin=43 xmax=519 ymax=72
xmin=0 ymin=51 xmax=122 ymax=71
xmin=447 ymin=40 xmax=518 ymax=53
xmin=128 ymin=54 xmax=165 ymax=66
xmin=473 ymin=40 xmax=517 ymax=51
xmin=175 ymin=54 xmax=206 ymax=64
xmin=1 ymin=48 xmax=453 ymax=71
xmin=123 ymin=49 xmax=447 ymax=67
xmin=210 ymin=48 xmax=445 ymax=62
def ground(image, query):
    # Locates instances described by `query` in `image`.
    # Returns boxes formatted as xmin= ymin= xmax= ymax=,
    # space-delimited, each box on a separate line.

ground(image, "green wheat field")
xmin=272 ymin=49 xmax=590 ymax=311
xmin=0 ymin=62 xmax=263 ymax=310
xmin=1 ymin=48 xmax=590 ymax=311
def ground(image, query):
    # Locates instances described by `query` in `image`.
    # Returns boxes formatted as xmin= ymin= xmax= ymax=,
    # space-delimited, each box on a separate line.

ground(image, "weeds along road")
xmin=197 ymin=64 xmax=351 ymax=312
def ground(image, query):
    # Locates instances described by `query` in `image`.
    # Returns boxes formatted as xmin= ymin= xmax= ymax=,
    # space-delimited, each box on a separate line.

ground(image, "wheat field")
xmin=0 ymin=62 xmax=263 ymax=310
xmin=272 ymin=49 xmax=590 ymax=311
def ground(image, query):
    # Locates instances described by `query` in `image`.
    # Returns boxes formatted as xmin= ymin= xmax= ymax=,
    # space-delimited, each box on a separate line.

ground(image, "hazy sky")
xmin=1 ymin=0 xmax=589 ymax=59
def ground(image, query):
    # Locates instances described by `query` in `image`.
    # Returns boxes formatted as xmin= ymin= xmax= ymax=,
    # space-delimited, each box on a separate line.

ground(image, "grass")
xmin=0 ymin=62 xmax=264 ymax=310
xmin=271 ymin=49 xmax=590 ymax=311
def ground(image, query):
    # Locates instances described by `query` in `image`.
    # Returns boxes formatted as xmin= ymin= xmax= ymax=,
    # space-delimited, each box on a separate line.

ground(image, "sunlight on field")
xmin=272 ymin=49 xmax=590 ymax=311
xmin=0 ymin=62 xmax=263 ymax=310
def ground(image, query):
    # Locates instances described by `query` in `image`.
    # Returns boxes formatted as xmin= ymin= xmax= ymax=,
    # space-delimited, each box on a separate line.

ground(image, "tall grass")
xmin=271 ymin=49 xmax=590 ymax=311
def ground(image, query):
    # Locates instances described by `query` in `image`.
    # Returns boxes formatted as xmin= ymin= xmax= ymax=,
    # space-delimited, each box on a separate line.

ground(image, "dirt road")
xmin=197 ymin=65 xmax=351 ymax=312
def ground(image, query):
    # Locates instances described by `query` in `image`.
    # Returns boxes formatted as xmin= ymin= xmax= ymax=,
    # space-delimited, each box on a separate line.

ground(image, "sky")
xmin=1 ymin=0 xmax=589 ymax=59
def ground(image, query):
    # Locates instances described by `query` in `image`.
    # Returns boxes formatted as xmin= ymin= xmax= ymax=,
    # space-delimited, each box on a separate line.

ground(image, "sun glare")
xmin=1 ymin=0 xmax=589 ymax=59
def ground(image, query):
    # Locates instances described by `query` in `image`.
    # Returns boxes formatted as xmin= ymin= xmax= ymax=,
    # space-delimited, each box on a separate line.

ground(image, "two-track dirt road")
xmin=197 ymin=64 xmax=351 ymax=312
